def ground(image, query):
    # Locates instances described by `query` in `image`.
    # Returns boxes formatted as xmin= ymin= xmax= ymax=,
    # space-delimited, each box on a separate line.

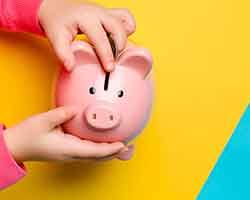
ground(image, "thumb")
xmin=39 ymin=106 xmax=77 ymax=130
xmin=108 ymin=8 xmax=136 ymax=36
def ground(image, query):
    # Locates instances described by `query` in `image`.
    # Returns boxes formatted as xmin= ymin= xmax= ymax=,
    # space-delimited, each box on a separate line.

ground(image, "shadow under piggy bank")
xmin=36 ymin=160 xmax=127 ymax=191
xmin=43 ymin=161 xmax=102 ymax=185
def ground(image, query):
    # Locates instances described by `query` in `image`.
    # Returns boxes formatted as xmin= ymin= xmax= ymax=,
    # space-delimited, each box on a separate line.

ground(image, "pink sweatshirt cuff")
xmin=0 ymin=0 xmax=43 ymax=35
xmin=0 ymin=125 xmax=26 ymax=189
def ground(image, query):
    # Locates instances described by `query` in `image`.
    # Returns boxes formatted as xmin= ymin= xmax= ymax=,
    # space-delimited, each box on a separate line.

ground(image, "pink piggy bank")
xmin=55 ymin=41 xmax=153 ymax=143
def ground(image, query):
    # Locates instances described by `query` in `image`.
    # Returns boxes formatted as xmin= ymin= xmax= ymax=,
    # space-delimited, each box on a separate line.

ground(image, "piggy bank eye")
xmin=89 ymin=87 xmax=96 ymax=95
xmin=117 ymin=90 xmax=124 ymax=98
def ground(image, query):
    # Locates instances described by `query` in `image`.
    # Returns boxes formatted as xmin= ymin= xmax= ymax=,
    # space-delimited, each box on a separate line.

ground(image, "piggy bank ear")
xmin=71 ymin=41 xmax=99 ymax=66
xmin=117 ymin=47 xmax=153 ymax=79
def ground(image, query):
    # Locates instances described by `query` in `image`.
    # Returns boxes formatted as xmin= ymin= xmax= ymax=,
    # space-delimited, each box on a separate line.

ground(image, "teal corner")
xmin=197 ymin=104 xmax=250 ymax=200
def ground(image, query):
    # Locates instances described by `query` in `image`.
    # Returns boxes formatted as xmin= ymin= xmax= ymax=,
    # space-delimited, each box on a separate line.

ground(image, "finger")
xmin=101 ymin=15 xmax=127 ymax=54
xmin=108 ymin=8 xmax=136 ymax=36
xmin=77 ymin=141 xmax=125 ymax=158
xmin=61 ymin=135 xmax=125 ymax=158
xmin=39 ymin=106 xmax=77 ymax=130
xmin=116 ymin=144 xmax=134 ymax=160
xmin=79 ymin=19 xmax=114 ymax=71
xmin=48 ymin=27 xmax=75 ymax=71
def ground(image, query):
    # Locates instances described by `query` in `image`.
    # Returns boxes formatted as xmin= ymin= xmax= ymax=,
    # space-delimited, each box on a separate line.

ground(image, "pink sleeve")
xmin=0 ymin=125 xmax=26 ymax=190
xmin=0 ymin=0 xmax=43 ymax=35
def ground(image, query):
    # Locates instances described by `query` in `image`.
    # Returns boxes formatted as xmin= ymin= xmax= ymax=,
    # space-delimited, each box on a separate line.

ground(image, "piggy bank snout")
xmin=85 ymin=103 xmax=121 ymax=131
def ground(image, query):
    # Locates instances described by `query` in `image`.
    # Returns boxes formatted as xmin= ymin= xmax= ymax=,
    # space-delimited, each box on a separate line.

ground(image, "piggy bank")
xmin=55 ymin=41 xmax=153 ymax=143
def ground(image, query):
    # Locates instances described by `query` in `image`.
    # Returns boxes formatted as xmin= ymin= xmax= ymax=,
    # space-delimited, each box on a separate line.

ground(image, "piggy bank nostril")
xmin=85 ymin=104 xmax=121 ymax=130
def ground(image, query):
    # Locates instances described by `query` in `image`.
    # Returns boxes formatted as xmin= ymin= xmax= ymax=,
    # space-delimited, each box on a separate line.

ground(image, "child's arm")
xmin=0 ymin=0 xmax=43 ymax=35
xmin=0 ymin=125 xmax=26 ymax=190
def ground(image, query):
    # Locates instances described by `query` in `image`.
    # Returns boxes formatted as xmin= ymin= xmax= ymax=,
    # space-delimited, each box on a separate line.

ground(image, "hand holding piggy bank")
xmin=55 ymin=41 xmax=153 ymax=143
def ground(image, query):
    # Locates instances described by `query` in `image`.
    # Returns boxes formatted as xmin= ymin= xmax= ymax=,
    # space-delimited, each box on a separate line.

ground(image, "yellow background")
xmin=0 ymin=0 xmax=250 ymax=199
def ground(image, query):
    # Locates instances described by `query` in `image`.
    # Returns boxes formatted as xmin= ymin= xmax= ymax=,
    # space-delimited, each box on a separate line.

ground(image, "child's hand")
xmin=3 ymin=107 xmax=132 ymax=163
xmin=38 ymin=0 xmax=136 ymax=71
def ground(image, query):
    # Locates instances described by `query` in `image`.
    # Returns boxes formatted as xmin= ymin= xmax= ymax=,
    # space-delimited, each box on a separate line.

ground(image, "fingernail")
xmin=120 ymin=146 xmax=129 ymax=153
xmin=115 ymin=142 xmax=125 ymax=149
xmin=69 ymin=105 xmax=77 ymax=111
xmin=106 ymin=62 xmax=114 ymax=72
xmin=64 ymin=59 xmax=74 ymax=71
xmin=66 ymin=106 xmax=78 ymax=115
xmin=64 ymin=60 xmax=71 ymax=70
